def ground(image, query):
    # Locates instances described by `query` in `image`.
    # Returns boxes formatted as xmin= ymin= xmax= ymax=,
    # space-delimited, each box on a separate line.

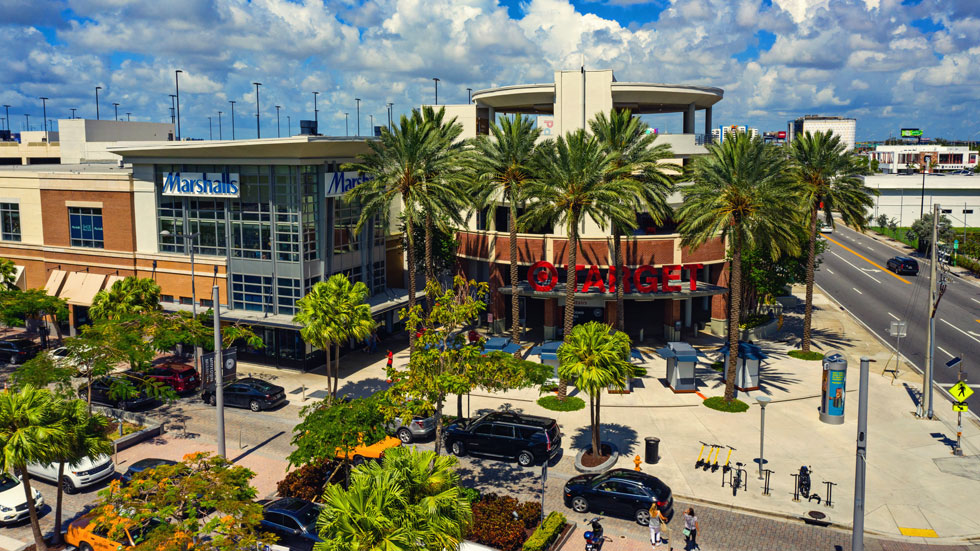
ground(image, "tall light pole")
xmin=433 ymin=77 xmax=439 ymax=104
xmin=113 ymin=102 xmax=119 ymax=121
xmin=387 ymin=102 xmax=393 ymax=131
xmin=369 ymin=114 xmax=374 ymax=134
xmin=253 ymin=82 xmax=261 ymax=138
xmin=39 ymin=97 xmax=48 ymax=143
xmin=126 ymin=112 xmax=131 ymax=122
xmin=312 ymin=91 xmax=319 ymax=131
xmin=217 ymin=111 xmax=223 ymax=140
xmin=852 ymin=357 xmax=870 ymax=551
xmin=275 ymin=105 xmax=281 ymax=137
xmin=921 ymin=203 xmax=942 ymax=419
xmin=755 ymin=396 xmax=771 ymax=479
xmin=174 ymin=70 xmax=183 ymax=140
xmin=169 ymin=94 xmax=176 ymax=125
xmin=344 ymin=113 xmax=349 ymax=136
xmin=229 ymin=100 xmax=236 ymax=139
xmin=95 ymin=87 xmax=101 ymax=120
xmin=355 ymin=98 xmax=361 ymax=137
xmin=919 ymin=154 xmax=931 ymax=217
xmin=3 ymin=105 xmax=10 ymax=130
xmin=208 ymin=116 xmax=213 ymax=140
xmin=467 ymin=87 xmax=472 ymax=103
xmin=212 ymin=285 xmax=226 ymax=458
xmin=160 ymin=230 xmax=200 ymax=373
xmin=287 ymin=115 xmax=291 ymax=136
xmin=24 ymin=114 xmax=29 ymax=131
xmin=70 ymin=107 xmax=76 ymax=120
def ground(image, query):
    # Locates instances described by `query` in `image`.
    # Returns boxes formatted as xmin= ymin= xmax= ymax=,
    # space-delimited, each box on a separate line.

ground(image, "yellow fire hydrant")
xmin=634 ymin=455 xmax=642 ymax=471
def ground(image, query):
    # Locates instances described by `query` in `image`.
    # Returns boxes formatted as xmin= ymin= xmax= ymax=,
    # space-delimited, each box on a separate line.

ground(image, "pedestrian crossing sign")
xmin=950 ymin=381 xmax=973 ymax=402
xmin=953 ymin=402 xmax=969 ymax=412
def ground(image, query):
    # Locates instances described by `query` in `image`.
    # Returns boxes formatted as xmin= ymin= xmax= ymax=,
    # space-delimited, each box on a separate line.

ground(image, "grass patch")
xmin=537 ymin=395 xmax=586 ymax=412
xmin=709 ymin=361 xmax=724 ymax=372
xmin=788 ymin=350 xmax=824 ymax=361
xmin=702 ymin=396 xmax=749 ymax=413
xmin=104 ymin=419 xmax=144 ymax=441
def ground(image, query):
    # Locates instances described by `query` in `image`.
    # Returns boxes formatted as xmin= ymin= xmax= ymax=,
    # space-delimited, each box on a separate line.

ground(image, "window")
xmin=68 ymin=207 xmax=104 ymax=248
xmin=276 ymin=277 xmax=301 ymax=315
xmin=492 ymin=424 xmax=515 ymax=438
xmin=0 ymin=203 xmax=21 ymax=242
xmin=473 ymin=424 xmax=495 ymax=436
xmin=188 ymin=199 xmax=227 ymax=256
xmin=231 ymin=166 xmax=272 ymax=260
xmin=199 ymin=298 xmax=213 ymax=308
xmin=372 ymin=261 xmax=385 ymax=294
xmin=231 ymin=273 xmax=273 ymax=312
xmin=334 ymin=196 xmax=361 ymax=254
xmin=161 ymin=295 xmax=174 ymax=303
xmin=274 ymin=166 xmax=300 ymax=262
xmin=179 ymin=297 xmax=193 ymax=305
xmin=301 ymin=166 xmax=319 ymax=261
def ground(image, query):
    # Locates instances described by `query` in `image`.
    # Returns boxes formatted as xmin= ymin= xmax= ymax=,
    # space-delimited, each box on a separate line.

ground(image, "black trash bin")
xmin=645 ymin=437 xmax=660 ymax=464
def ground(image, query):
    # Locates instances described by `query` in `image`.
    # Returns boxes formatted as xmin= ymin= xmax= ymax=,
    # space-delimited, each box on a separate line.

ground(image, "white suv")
xmin=27 ymin=455 xmax=115 ymax=494
xmin=0 ymin=473 xmax=44 ymax=525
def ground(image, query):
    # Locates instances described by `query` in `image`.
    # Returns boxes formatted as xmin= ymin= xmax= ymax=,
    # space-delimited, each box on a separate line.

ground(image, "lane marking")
xmin=824 ymin=235 xmax=911 ymax=284
xmin=939 ymin=318 xmax=980 ymax=345
xmin=826 ymin=269 xmax=834 ymax=275
xmin=831 ymin=252 xmax=881 ymax=283
xmin=972 ymin=298 xmax=980 ymax=305
xmin=937 ymin=346 xmax=953 ymax=358
xmin=887 ymin=312 xmax=899 ymax=320
xmin=852 ymin=287 xmax=863 ymax=295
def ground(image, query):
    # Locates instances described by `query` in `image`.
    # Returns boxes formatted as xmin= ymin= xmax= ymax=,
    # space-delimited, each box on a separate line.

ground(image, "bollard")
xmin=302 ymin=384 xmax=306 ymax=401
xmin=824 ymin=481 xmax=837 ymax=508
xmin=762 ymin=469 xmax=774 ymax=496
xmin=791 ymin=473 xmax=800 ymax=501
xmin=633 ymin=455 xmax=642 ymax=471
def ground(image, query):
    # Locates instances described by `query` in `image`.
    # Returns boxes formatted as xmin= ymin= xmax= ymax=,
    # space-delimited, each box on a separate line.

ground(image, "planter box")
xmin=739 ymin=317 xmax=779 ymax=341
xmin=94 ymin=406 xmax=163 ymax=452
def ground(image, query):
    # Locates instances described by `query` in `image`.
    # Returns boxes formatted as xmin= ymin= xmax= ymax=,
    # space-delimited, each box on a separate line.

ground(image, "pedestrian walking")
xmin=386 ymin=349 xmax=393 ymax=370
xmin=682 ymin=508 xmax=699 ymax=550
xmin=649 ymin=504 xmax=668 ymax=548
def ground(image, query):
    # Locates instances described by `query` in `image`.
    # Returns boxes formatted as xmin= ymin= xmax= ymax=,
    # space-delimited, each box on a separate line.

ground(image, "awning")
xmin=12 ymin=265 xmax=25 ymax=290
xmin=104 ymin=275 xmax=124 ymax=290
xmin=59 ymin=272 xmax=107 ymax=306
xmin=44 ymin=269 xmax=66 ymax=296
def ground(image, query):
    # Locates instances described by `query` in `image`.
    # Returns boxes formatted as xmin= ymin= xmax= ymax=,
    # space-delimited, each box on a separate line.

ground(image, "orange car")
xmin=337 ymin=435 xmax=402 ymax=465
xmin=65 ymin=514 xmax=175 ymax=551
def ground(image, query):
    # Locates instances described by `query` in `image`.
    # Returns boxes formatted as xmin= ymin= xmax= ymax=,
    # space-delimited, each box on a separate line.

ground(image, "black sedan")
xmin=0 ymin=338 xmax=41 ymax=365
xmin=886 ymin=256 xmax=919 ymax=275
xmin=80 ymin=377 xmax=155 ymax=410
xmin=563 ymin=469 xmax=673 ymax=525
xmin=261 ymin=497 xmax=323 ymax=551
xmin=120 ymin=458 xmax=177 ymax=484
xmin=202 ymin=377 xmax=286 ymax=412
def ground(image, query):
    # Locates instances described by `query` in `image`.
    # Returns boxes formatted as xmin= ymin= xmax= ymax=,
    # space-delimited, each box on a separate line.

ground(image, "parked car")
xmin=0 ymin=338 xmax=40 ymax=365
xmin=201 ymin=377 xmax=286 ymax=412
xmin=145 ymin=362 xmax=200 ymax=393
xmin=65 ymin=514 xmax=161 ymax=550
xmin=120 ymin=458 xmax=177 ymax=484
xmin=79 ymin=376 xmax=155 ymax=410
xmin=387 ymin=411 xmax=437 ymax=443
xmin=27 ymin=455 xmax=115 ymax=494
xmin=337 ymin=435 xmax=402 ymax=465
xmin=443 ymin=410 xmax=561 ymax=467
xmin=887 ymin=256 xmax=919 ymax=275
xmin=563 ymin=468 xmax=674 ymax=526
xmin=0 ymin=472 xmax=44 ymax=525
xmin=261 ymin=497 xmax=324 ymax=551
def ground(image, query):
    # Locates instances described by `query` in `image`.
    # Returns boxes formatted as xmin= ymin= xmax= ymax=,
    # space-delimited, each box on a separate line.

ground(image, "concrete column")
xmin=704 ymin=106 xmax=713 ymax=144
xmin=543 ymin=298 xmax=558 ymax=341
xmin=683 ymin=103 xmax=696 ymax=134
xmin=489 ymin=263 xmax=507 ymax=334
xmin=710 ymin=264 xmax=729 ymax=336
xmin=684 ymin=298 xmax=692 ymax=328
xmin=663 ymin=300 xmax=682 ymax=341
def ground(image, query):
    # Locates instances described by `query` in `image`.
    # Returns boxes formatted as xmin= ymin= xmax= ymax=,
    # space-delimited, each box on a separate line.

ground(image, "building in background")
xmin=868 ymin=144 xmax=977 ymax=174
xmin=865 ymin=174 xmax=978 ymax=230
xmin=788 ymin=115 xmax=857 ymax=150
xmin=763 ymin=131 xmax=787 ymax=145
xmin=716 ymin=125 xmax=758 ymax=143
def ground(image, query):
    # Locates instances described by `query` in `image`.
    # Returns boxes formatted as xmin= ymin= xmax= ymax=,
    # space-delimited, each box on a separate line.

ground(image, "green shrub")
xmin=702 ymin=396 xmax=749 ymax=413
xmin=788 ymin=350 xmax=824 ymax=361
xmin=276 ymin=460 xmax=344 ymax=501
xmin=467 ymin=493 xmax=531 ymax=551
xmin=709 ymin=361 xmax=724 ymax=372
xmin=539 ymin=382 xmax=558 ymax=393
xmin=537 ymin=395 xmax=586 ymax=412
xmin=523 ymin=511 xmax=567 ymax=551
xmin=957 ymin=255 xmax=980 ymax=276
xmin=738 ymin=313 xmax=771 ymax=330
xmin=460 ymin=486 xmax=481 ymax=503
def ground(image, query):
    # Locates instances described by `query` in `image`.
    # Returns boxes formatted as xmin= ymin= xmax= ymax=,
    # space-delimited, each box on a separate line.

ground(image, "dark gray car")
xmin=261 ymin=497 xmax=323 ymax=551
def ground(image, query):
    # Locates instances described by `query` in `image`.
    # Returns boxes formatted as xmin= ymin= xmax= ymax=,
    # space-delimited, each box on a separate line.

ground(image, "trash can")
xmin=645 ymin=437 xmax=660 ymax=464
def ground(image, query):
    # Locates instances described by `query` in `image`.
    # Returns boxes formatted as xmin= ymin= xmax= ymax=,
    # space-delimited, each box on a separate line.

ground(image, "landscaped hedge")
xmin=522 ymin=511 xmax=567 ymax=551
xmin=467 ymin=493 xmax=542 ymax=551
xmin=276 ymin=460 xmax=344 ymax=501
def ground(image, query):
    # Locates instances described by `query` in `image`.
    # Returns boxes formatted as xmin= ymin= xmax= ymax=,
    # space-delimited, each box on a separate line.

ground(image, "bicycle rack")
xmin=823 ymin=481 xmax=837 ymax=508
xmin=761 ymin=469 xmax=774 ymax=496
xmin=791 ymin=473 xmax=800 ymax=501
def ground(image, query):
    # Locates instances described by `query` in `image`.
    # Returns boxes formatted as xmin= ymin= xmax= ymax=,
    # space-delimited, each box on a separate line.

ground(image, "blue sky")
xmin=1 ymin=0 xmax=977 ymax=141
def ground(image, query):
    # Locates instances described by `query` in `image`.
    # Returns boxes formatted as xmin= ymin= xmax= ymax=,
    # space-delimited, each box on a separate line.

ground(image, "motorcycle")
xmin=583 ymin=517 xmax=605 ymax=551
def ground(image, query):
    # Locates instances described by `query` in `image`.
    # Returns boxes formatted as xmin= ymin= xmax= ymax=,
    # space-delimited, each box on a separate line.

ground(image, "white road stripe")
xmin=940 ymin=318 xmax=980 ymax=345
xmin=852 ymin=287 xmax=863 ymax=295
xmin=888 ymin=312 xmax=899 ymax=320
xmin=972 ymin=298 xmax=980 ymax=305
xmin=826 ymin=269 xmax=834 ymax=275
xmin=937 ymin=346 xmax=953 ymax=358
xmin=830 ymin=251 xmax=882 ymax=283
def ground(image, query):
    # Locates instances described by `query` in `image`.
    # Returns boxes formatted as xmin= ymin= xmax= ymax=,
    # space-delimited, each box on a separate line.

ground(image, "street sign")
xmin=945 ymin=357 xmax=962 ymax=369
xmin=888 ymin=321 xmax=907 ymax=338
xmin=953 ymin=402 xmax=969 ymax=412
xmin=953 ymin=240 xmax=959 ymax=250
xmin=950 ymin=381 xmax=974 ymax=402
xmin=201 ymin=347 xmax=238 ymax=388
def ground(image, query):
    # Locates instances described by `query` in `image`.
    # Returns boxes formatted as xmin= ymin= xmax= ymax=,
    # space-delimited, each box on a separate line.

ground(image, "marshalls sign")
xmin=162 ymin=172 xmax=241 ymax=198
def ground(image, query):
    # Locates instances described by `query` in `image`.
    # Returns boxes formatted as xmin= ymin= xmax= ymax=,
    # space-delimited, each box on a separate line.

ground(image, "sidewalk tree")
xmin=0 ymin=257 xmax=16 ymax=290
xmin=790 ymin=130 xmax=875 ymax=353
xmin=907 ymin=212 xmax=956 ymax=255
xmin=741 ymin=228 xmax=825 ymax=314
xmin=471 ymin=114 xmax=543 ymax=345
xmin=677 ymin=134 xmax=800 ymax=402
xmin=91 ymin=452 xmax=269 ymax=551
xmin=0 ymin=385 xmax=66 ymax=551
xmin=317 ymin=446 xmax=472 ymax=551
xmin=402 ymin=212 xmax=458 ymax=283
xmin=521 ymin=129 xmax=633 ymax=400
xmin=294 ymin=274 xmax=375 ymax=400
xmin=89 ymin=276 xmax=162 ymax=321
xmin=0 ymin=287 xmax=68 ymax=338
xmin=12 ymin=351 xmax=75 ymax=396
xmin=557 ymin=322 xmax=632 ymax=458
xmin=590 ymin=109 xmax=676 ymax=332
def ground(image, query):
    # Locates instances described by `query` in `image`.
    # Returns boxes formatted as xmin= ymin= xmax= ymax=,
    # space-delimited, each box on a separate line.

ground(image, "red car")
xmin=146 ymin=362 xmax=200 ymax=393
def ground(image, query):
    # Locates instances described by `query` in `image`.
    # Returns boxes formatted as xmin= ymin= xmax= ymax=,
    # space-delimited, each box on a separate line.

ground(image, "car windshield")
xmin=0 ymin=473 xmax=19 ymax=491
xmin=175 ymin=369 xmax=195 ymax=378
xmin=295 ymin=504 xmax=323 ymax=531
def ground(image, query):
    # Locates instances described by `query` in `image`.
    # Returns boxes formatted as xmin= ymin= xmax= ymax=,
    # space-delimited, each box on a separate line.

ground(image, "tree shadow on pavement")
xmin=570 ymin=423 xmax=639 ymax=456
xmin=756 ymin=364 xmax=802 ymax=394
xmin=334 ymin=377 xmax=390 ymax=400
xmin=455 ymin=458 xmax=541 ymax=498
xmin=777 ymin=312 xmax=852 ymax=351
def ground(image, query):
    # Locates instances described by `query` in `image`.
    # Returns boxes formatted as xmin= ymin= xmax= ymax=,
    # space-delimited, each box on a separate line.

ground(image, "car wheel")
xmin=61 ymin=476 xmax=77 ymax=495
xmin=635 ymin=507 xmax=651 ymax=526
xmin=207 ymin=394 xmax=216 ymax=406
xmin=396 ymin=428 xmax=413 ymax=444
xmin=517 ymin=450 xmax=535 ymax=467
xmin=351 ymin=455 xmax=366 ymax=467
xmin=79 ymin=543 xmax=94 ymax=551
xmin=249 ymin=400 xmax=261 ymax=412
xmin=450 ymin=440 xmax=465 ymax=457
xmin=571 ymin=496 xmax=589 ymax=513
xmin=9 ymin=356 xmax=17 ymax=365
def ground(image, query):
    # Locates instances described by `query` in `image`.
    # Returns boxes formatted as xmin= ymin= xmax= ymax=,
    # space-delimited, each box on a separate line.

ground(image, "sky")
xmin=1 ymin=0 xmax=978 ymax=141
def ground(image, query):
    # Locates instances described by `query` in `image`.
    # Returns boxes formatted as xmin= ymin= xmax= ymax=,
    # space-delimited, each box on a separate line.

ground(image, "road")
xmin=815 ymin=223 xmax=980 ymax=412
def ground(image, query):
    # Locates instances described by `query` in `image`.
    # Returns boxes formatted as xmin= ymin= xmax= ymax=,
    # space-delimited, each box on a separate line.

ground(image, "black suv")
xmin=563 ymin=468 xmax=674 ymax=526
xmin=443 ymin=410 xmax=561 ymax=466
xmin=80 ymin=376 xmax=155 ymax=410
xmin=887 ymin=256 xmax=919 ymax=275
xmin=260 ymin=497 xmax=323 ymax=551
xmin=0 ymin=338 xmax=40 ymax=365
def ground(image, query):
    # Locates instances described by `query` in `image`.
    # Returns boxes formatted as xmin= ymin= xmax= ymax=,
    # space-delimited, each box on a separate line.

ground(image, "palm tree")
xmin=521 ymin=129 xmax=634 ymax=399
xmin=557 ymin=322 xmax=632 ymax=458
xmin=0 ymin=257 xmax=18 ymax=290
xmin=50 ymin=399 xmax=111 ymax=545
xmin=676 ymin=134 xmax=800 ymax=402
xmin=471 ymin=114 xmax=543 ymax=345
xmin=590 ymin=110 xmax=677 ymax=331
xmin=790 ymin=130 xmax=875 ymax=352
xmin=294 ymin=274 xmax=376 ymax=400
xmin=90 ymin=276 xmax=162 ymax=321
xmin=0 ymin=385 xmax=66 ymax=551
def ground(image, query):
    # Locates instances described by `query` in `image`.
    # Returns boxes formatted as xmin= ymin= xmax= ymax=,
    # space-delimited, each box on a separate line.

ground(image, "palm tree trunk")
xmin=593 ymin=391 xmax=602 ymax=458
xmin=20 ymin=472 xmax=47 ymax=551
xmin=801 ymin=202 xmax=820 ymax=353
xmin=558 ymin=211 xmax=579 ymax=401
xmin=333 ymin=343 xmax=340 ymax=399
xmin=588 ymin=394 xmax=595 ymax=456
xmin=725 ymin=242 xmax=742 ymax=403
xmin=509 ymin=203 xmax=521 ymax=349
xmin=405 ymin=213 xmax=417 ymax=353
xmin=425 ymin=212 xmax=436 ymax=310
xmin=614 ymin=227 xmax=625 ymax=332
xmin=53 ymin=462 xmax=66 ymax=545
xmin=434 ymin=399 xmax=445 ymax=455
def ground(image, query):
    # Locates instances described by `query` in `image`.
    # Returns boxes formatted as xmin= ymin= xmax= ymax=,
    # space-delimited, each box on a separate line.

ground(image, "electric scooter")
xmin=583 ymin=517 xmax=605 ymax=551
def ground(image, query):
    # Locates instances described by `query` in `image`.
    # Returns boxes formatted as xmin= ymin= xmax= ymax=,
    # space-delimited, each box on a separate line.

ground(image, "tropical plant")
xmin=676 ymin=134 xmax=800 ymax=402
xmin=0 ymin=287 xmax=68 ymax=339
xmin=557 ymin=322 xmax=632 ymax=458
xmin=294 ymin=274 xmax=376 ymax=400
xmin=590 ymin=109 xmax=677 ymax=331
xmin=907 ymin=212 xmax=956 ymax=254
xmin=0 ymin=385 xmax=66 ymax=551
xmin=521 ymin=129 xmax=634 ymax=399
xmin=790 ymin=130 xmax=875 ymax=353
xmin=89 ymin=276 xmax=162 ymax=321
xmin=471 ymin=114 xmax=543 ymax=345
xmin=0 ymin=257 xmax=17 ymax=290
xmin=315 ymin=446 xmax=472 ymax=551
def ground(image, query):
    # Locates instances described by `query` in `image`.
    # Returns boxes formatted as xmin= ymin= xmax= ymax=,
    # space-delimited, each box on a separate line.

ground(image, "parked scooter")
xmin=583 ymin=517 xmax=605 ymax=551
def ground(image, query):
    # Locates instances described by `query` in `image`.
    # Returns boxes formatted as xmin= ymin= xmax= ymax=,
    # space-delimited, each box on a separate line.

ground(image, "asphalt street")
xmin=815 ymin=223 xmax=980 ymax=413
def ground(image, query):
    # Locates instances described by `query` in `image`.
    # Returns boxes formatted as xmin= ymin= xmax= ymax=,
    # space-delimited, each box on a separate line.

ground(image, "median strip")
xmin=824 ymin=235 xmax=911 ymax=284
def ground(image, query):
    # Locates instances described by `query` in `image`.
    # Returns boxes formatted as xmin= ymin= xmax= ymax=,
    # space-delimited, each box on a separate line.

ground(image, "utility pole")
xmin=920 ymin=203 xmax=941 ymax=419
xmin=174 ymin=70 xmax=183 ymax=140
xmin=217 ymin=111 xmax=223 ymax=140
xmin=213 ymin=285 xmax=226 ymax=458
xmin=275 ymin=105 xmax=281 ymax=137
xmin=852 ymin=357 xmax=870 ymax=551
xmin=355 ymin=98 xmax=361 ymax=137
xmin=253 ymin=82 xmax=261 ymax=138
xmin=169 ymin=95 xmax=176 ymax=125
xmin=229 ymin=100 xmax=236 ymax=139
xmin=920 ymin=155 xmax=931 ymax=217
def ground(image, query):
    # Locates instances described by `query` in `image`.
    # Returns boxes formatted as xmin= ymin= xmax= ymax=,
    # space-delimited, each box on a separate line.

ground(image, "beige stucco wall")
xmin=0 ymin=173 xmax=44 ymax=245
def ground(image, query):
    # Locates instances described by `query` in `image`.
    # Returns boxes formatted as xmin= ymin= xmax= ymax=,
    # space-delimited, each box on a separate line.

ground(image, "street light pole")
xmin=920 ymin=155 xmax=931 ymax=217
xmin=3 ymin=105 xmax=10 ymax=130
xmin=70 ymin=108 xmax=76 ymax=120
xmin=369 ymin=114 xmax=374 ymax=134
xmin=229 ymin=101 xmax=236 ymax=139
xmin=175 ymin=70 xmax=183 ymax=140
xmin=287 ymin=115 xmax=291 ymax=136
xmin=113 ymin=103 xmax=119 ymax=121
xmin=126 ymin=112 xmax=131 ymax=122
xmin=387 ymin=102 xmax=393 ymax=131
xmin=355 ymin=98 xmax=361 ymax=137
xmin=253 ymin=82 xmax=261 ymax=138
xmin=169 ymin=95 xmax=176 ymax=125
xmin=275 ymin=105 xmax=281 ymax=137
xmin=312 ymin=91 xmax=319 ymax=131
xmin=95 ymin=87 xmax=101 ymax=120
xmin=755 ymin=395 xmax=771 ymax=479
xmin=24 ymin=114 xmax=29 ymax=131
xmin=218 ymin=111 xmax=223 ymax=140
xmin=208 ymin=116 xmax=212 ymax=140
xmin=432 ymin=77 xmax=439 ymax=104
xmin=852 ymin=357 xmax=870 ymax=551
xmin=39 ymin=97 xmax=48 ymax=143
xmin=345 ymin=113 xmax=349 ymax=136
xmin=212 ymin=285 xmax=226 ymax=458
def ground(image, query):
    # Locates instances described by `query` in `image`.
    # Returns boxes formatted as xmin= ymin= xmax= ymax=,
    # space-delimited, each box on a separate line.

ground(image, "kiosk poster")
xmin=826 ymin=369 xmax=846 ymax=416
